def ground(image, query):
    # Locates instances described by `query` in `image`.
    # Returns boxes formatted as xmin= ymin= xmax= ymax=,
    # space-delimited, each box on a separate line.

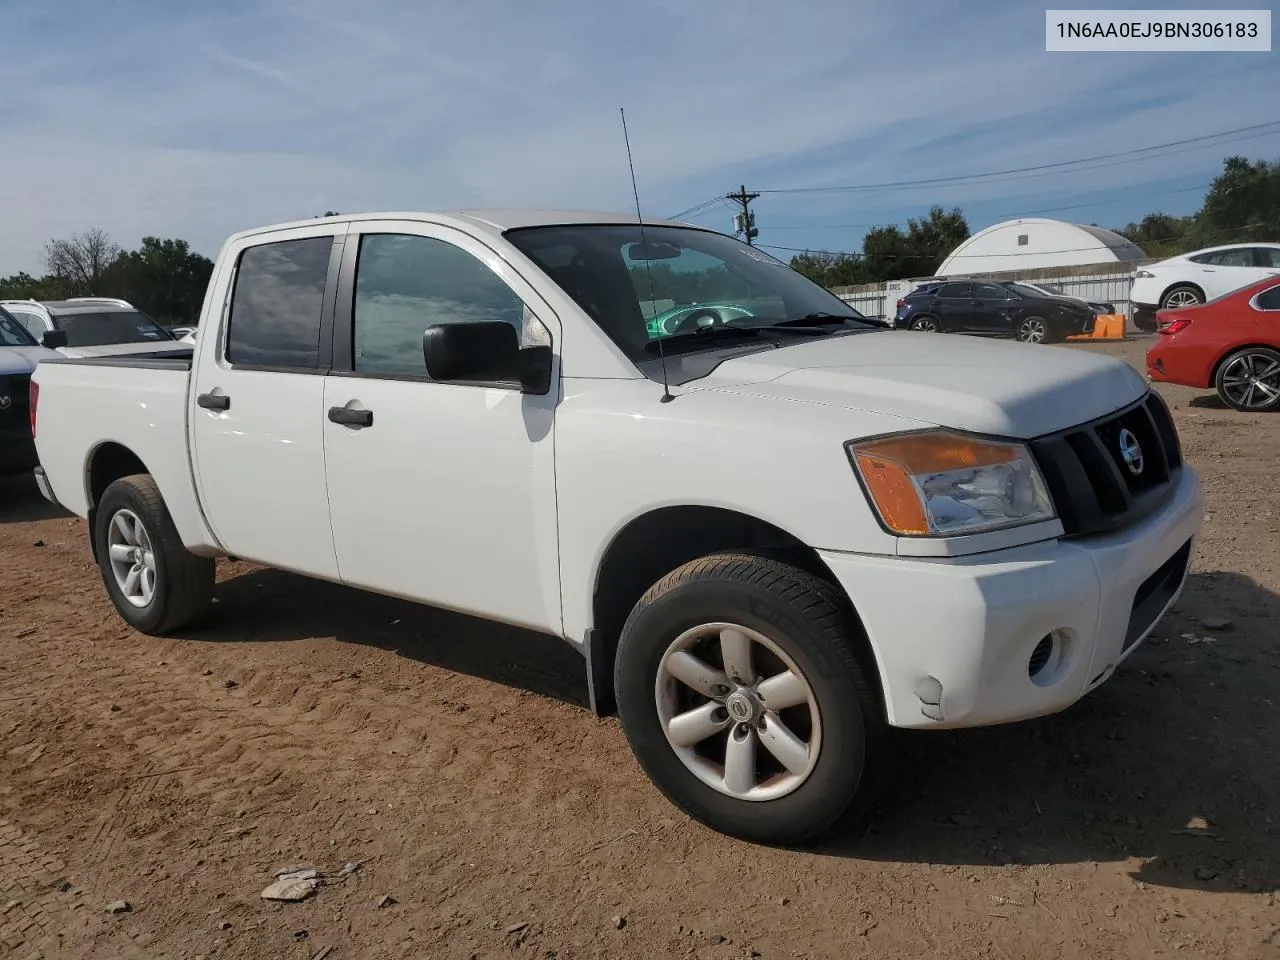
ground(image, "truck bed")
xmin=32 ymin=348 xmax=214 ymax=553
xmin=41 ymin=346 xmax=195 ymax=371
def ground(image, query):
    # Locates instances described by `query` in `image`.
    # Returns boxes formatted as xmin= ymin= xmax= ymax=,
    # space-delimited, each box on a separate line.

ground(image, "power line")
xmin=763 ymin=182 xmax=1212 ymax=232
xmin=752 ymin=120 xmax=1280 ymax=195
xmin=670 ymin=196 xmax=724 ymax=220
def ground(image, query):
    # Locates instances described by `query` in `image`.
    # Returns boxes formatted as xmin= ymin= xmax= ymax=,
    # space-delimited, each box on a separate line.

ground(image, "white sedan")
xmin=1131 ymin=243 xmax=1280 ymax=315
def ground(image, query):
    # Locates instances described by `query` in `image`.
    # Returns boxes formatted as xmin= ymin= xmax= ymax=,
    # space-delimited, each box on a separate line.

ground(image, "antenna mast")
xmin=620 ymin=107 xmax=675 ymax=404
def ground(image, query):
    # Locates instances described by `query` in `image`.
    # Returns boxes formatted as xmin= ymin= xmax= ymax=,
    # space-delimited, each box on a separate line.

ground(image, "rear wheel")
xmin=95 ymin=474 xmax=215 ymax=634
xmin=910 ymin=316 xmax=940 ymax=332
xmin=613 ymin=553 xmax=886 ymax=845
xmin=1215 ymin=347 xmax=1280 ymax=412
xmin=1161 ymin=285 xmax=1203 ymax=310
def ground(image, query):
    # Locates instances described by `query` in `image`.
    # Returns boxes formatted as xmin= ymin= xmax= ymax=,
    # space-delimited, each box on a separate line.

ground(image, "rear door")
xmin=969 ymin=282 xmax=1016 ymax=334
xmin=188 ymin=224 xmax=346 ymax=579
xmin=933 ymin=282 xmax=974 ymax=331
xmin=1195 ymin=248 xmax=1274 ymax=300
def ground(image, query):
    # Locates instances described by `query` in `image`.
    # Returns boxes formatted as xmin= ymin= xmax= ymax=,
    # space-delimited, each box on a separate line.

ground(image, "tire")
xmin=1160 ymin=284 xmax=1203 ymax=310
xmin=94 ymin=474 xmax=215 ymax=635
xmin=1214 ymin=346 xmax=1280 ymax=412
xmin=1016 ymin=315 xmax=1052 ymax=344
xmin=613 ymin=552 xmax=886 ymax=845
xmin=910 ymin=316 xmax=940 ymax=332
xmin=1133 ymin=309 xmax=1158 ymax=333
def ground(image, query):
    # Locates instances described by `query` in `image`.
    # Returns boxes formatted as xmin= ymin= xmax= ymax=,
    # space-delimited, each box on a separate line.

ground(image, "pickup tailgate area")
xmin=32 ymin=354 xmax=215 ymax=553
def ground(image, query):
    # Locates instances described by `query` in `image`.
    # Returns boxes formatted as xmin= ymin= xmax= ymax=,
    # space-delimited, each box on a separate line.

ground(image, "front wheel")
xmin=95 ymin=474 xmax=215 ymax=635
xmin=1016 ymin=315 xmax=1057 ymax=343
xmin=1215 ymin=347 xmax=1280 ymax=412
xmin=613 ymin=553 xmax=886 ymax=845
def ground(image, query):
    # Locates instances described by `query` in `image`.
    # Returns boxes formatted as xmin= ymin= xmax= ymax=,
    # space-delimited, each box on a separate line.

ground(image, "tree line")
xmin=0 ymin=229 xmax=213 ymax=325
xmin=788 ymin=155 xmax=1280 ymax=288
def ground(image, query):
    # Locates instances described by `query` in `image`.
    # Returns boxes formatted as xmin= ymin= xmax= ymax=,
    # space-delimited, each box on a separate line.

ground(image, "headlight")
xmin=1135 ymin=270 xmax=1155 ymax=279
xmin=848 ymin=430 xmax=1056 ymax=537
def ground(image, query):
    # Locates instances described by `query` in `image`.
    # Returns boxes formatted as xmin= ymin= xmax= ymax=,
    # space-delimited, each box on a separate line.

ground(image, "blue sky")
xmin=1 ymin=0 xmax=1277 ymax=273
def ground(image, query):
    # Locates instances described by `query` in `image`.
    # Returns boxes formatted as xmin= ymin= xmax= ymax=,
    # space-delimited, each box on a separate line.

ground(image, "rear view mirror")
xmin=41 ymin=329 xmax=68 ymax=349
xmin=627 ymin=241 xmax=682 ymax=261
xmin=422 ymin=321 xmax=552 ymax=395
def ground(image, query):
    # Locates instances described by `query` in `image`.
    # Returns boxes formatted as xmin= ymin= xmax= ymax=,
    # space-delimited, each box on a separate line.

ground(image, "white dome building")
xmin=935 ymin=218 xmax=1147 ymax=276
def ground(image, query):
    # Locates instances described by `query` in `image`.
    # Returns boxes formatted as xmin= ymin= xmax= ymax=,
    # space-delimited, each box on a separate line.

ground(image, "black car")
xmin=893 ymin=279 xmax=1096 ymax=344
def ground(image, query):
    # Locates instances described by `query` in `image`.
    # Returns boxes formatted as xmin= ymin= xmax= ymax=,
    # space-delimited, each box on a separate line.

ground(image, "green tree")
xmin=104 ymin=237 xmax=214 ymax=324
xmin=1193 ymin=156 xmax=1280 ymax=246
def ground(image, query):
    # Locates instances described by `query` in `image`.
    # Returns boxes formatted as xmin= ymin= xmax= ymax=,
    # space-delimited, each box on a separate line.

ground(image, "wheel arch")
xmin=84 ymin=441 xmax=151 ymax=559
xmin=586 ymin=504 xmax=882 ymax=716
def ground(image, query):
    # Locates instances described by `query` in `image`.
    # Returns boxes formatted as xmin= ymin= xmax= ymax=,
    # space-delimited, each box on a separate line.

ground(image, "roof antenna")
xmin=620 ymin=106 xmax=675 ymax=403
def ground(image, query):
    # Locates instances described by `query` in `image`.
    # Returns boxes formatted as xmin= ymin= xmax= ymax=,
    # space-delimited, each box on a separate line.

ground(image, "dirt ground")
xmin=2 ymin=337 xmax=1278 ymax=960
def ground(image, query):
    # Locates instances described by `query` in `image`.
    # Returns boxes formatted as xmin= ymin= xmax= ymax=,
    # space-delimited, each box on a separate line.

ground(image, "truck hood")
xmin=58 ymin=340 xmax=188 ymax=359
xmin=0 ymin=345 xmax=61 ymax=375
xmin=688 ymin=329 xmax=1148 ymax=439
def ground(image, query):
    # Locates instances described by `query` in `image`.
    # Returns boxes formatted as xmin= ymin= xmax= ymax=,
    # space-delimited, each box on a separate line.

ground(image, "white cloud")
xmin=0 ymin=0 xmax=1276 ymax=273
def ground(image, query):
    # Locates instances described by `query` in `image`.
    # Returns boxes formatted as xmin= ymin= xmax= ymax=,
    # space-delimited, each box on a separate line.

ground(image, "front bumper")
xmin=818 ymin=464 xmax=1204 ymax=729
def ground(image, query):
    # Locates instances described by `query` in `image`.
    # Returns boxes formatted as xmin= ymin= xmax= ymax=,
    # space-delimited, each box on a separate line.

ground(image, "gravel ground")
xmin=1 ymin=336 xmax=1278 ymax=960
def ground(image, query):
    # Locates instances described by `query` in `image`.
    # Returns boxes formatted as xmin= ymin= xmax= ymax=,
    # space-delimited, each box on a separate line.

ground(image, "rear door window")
xmin=226 ymin=236 xmax=334 ymax=368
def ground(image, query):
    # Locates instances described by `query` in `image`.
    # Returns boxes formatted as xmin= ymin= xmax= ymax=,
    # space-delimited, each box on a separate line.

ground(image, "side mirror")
xmin=422 ymin=321 xmax=552 ymax=395
xmin=41 ymin=329 xmax=68 ymax=349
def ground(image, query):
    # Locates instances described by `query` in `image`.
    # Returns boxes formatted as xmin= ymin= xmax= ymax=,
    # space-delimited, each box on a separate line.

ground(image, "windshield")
xmin=0 ymin=308 xmax=38 ymax=347
xmin=53 ymin=309 xmax=174 ymax=347
xmin=505 ymin=223 xmax=875 ymax=360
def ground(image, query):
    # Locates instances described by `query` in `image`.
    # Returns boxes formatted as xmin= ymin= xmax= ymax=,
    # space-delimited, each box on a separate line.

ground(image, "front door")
xmin=321 ymin=222 xmax=563 ymax=634
xmin=189 ymin=226 xmax=345 ymax=580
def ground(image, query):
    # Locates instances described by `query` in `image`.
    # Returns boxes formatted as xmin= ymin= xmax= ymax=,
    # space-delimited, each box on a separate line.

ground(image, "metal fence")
xmin=830 ymin=261 xmax=1151 ymax=328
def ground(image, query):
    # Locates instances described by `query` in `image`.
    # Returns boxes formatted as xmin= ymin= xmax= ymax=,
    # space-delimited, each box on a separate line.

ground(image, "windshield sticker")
xmin=739 ymin=247 xmax=785 ymax=266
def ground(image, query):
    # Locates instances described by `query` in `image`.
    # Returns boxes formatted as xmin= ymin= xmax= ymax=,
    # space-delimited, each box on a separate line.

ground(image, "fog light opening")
xmin=1029 ymin=629 xmax=1072 ymax=687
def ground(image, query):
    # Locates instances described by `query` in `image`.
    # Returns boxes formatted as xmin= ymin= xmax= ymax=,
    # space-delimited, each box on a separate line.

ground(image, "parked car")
xmin=1146 ymin=275 xmax=1280 ymax=412
xmin=0 ymin=297 xmax=187 ymax=359
xmin=1130 ymin=243 xmax=1280 ymax=326
xmin=0 ymin=306 xmax=60 ymax=475
xmin=167 ymin=326 xmax=196 ymax=339
xmin=30 ymin=210 xmax=1202 ymax=844
xmin=894 ymin=279 xmax=1096 ymax=343
xmin=1012 ymin=280 xmax=1115 ymax=316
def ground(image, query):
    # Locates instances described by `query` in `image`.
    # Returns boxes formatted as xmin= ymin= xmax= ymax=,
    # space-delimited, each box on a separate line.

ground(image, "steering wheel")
xmin=669 ymin=307 xmax=724 ymax=335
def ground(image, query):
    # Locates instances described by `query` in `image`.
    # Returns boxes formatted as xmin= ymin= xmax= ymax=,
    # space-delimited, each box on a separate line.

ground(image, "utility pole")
xmin=727 ymin=184 xmax=760 ymax=245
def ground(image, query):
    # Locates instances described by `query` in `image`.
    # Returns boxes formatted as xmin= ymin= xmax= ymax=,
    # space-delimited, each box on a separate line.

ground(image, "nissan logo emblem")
xmin=1118 ymin=428 xmax=1144 ymax=475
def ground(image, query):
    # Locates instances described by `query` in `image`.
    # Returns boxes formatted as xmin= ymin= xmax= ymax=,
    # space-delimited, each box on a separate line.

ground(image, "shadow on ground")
xmin=186 ymin=564 xmax=592 ymax=710
xmin=0 ymin=475 xmax=70 ymax=524
xmin=183 ymin=562 xmax=1280 ymax=894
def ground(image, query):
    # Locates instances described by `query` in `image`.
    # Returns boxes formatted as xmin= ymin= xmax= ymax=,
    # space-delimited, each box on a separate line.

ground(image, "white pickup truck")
xmin=30 ymin=210 xmax=1203 ymax=843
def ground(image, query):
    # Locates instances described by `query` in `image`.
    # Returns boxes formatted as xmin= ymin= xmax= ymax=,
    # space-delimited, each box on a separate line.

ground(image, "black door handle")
xmin=328 ymin=405 xmax=373 ymax=427
xmin=197 ymin=392 xmax=230 ymax=411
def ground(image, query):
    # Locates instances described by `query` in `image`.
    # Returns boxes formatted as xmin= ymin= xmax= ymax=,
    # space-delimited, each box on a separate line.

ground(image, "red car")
xmin=1146 ymin=275 xmax=1280 ymax=412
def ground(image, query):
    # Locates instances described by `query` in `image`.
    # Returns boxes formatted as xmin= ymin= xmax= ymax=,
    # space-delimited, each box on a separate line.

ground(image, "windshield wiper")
xmin=771 ymin=312 xmax=890 ymax=328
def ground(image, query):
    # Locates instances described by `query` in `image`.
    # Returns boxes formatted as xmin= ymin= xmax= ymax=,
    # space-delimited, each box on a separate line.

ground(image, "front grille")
xmin=1029 ymin=392 xmax=1182 ymax=537
xmin=0 ymin=374 xmax=31 ymax=429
